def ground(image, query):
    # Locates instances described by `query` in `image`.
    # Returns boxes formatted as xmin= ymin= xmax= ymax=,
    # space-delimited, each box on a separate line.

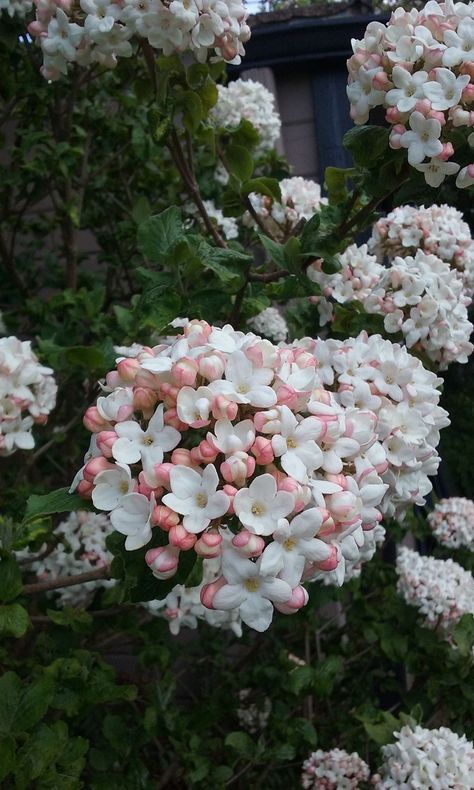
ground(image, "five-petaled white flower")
xmin=260 ymin=509 xmax=331 ymax=587
xmin=211 ymin=546 xmax=293 ymax=631
xmin=92 ymin=462 xmax=134 ymax=511
xmin=443 ymin=18 xmax=474 ymax=67
xmin=423 ymin=68 xmax=470 ymax=111
xmin=110 ymin=492 xmax=155 ymax=550
xmin=233 ymin=473 xmax=294 ymax=536
xmin=210 ymin=350 xmax=277 ymax=407
xmin=270 ymin=406 xmax=324 ymax=483
xmin=400 ymin=111 xmax=443 ymax=165
xmin=112 ymin=403 xmax=180 ymax=474
xmin=414 ymin=157 xmax=460 ymax=187
xmin=386 ymin=65 xmax=428 ymax=113
xmin=207 ymin=418 xmax=255 ymax=455
xmin=163 ymin=464 xmax=230 ymax=534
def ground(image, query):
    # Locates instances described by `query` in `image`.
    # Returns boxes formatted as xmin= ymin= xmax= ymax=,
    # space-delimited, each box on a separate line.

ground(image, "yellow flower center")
xmin=119 ymin=481 xmax=129 ymax=494
xmin=238 ymin=384 xmax=249 ymax=394
xmin=143 ymin=436 xmax=153 ymax=446
xmin=244 ymin=577 xmax=261 ymax=592
xmin=286 ymin=437 xmax=297 ymax=449
xmin=196 ymin=493 xmax=208 ymax=508
xmin=251 ymin=503 xmax=265 ymax=517
xmin=283 ymin=538 xmax=297 ymax=551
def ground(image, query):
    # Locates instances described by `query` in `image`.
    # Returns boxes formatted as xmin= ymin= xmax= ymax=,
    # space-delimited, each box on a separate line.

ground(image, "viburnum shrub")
xmin=0 ymin=0 xmax=473 ymax=784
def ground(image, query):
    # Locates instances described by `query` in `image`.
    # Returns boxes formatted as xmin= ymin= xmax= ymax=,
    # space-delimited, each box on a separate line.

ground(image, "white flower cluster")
xmin=145 ymin=557 xmax=242 ymax=635
xmin=19 ymin=511 xmax=114 ymax=607
xmin=247 ymin=307 xmax=288 ymax=343
xmin=211 ymin=78 xmax=281 ymax=155
xmin=74 ymin=319 xmax=397 ymax=632
xmin=325 ymin=523 xmax=386 ymax=585
xmin=364 ymin=250 xmax=473 ymax=370
xmin=245 ymin=177 xmax=328 ymax=242
xmin=301 ymin=748 xmax=370 ymax=790
xmin=0 ymin=0 xmax=32 ymax=16
xmin=307 ymin=243 xmax=385 ymax=326
xmin=185 ymin=199 xmax=239 ymax=241
xmin=293 ymin=332 xmax=450 ymax=519
xmin=0 ymin=336 xmax=57 ymax=456
xmin=373 ymin=724 xmax=474 ymax=789
xmin=369 ymin=204 xmax=474 ymax=297
xmin=396 ymin=546 xmax=474 ymax=639
xmin=428 ymin=497 xmax=474 ymax=550
xmin=347 ymin=2 xmax=474 ymax=189
xmin=29 ymin=0 xmax=250 ymax=81
xmin=236 ymin=688 xmax=272 ymax=734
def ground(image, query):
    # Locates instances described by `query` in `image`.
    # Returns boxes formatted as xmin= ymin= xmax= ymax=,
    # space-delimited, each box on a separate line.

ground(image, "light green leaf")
xmin=0 ymin=604 xmax=30 ymax=638
xmin=137 ymin=207 xmax=184 ymax=262
xmin=23 ymin=488 xmax=92 ymax=526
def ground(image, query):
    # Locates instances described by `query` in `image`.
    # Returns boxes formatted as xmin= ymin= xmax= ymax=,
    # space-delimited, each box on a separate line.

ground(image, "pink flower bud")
xmin=327 ymin=491 xmax=359 ymax=525
xmin=199 ymin=439 xmax=219 ymax=462
xmin=96 ymin=430 xmax=117 ymax=457
xmin=200 ymin=576 xmax=226 ymax=609
xmin=275 ymin=385 xmax=298 ymax=409
xmin=172 ymin=357 xmax=199 ymax=387
xmin=251 ymin=436 xmax=275 ymax=466
xmin=212 ymin=394 xmax=238 ymax=421
xmin=171 ymin=448 xmax=196 ymax=467
xmin=438 ymin=142 xmax=454 ymax=161
xmin=460 ymin=61 xmax=474 ymax=80
xmin=194 ymin=529 xmax=223 ymax=558
xmin=33 ymin=413 xmax=48 ymax=426
xmin=163 ymin=408 xmax=187 ymax=431
xmin=386 ymin=107 xmax=403 ymax=124
xmin=158 ymin=382 xmax=178 ymax=407
xmin=77 ymin=479 xmax=93 ymax=498
xmin=83 ymin=456 xmax=114 ymax=482
xmin=133 ymin=387 xmax=159 ymax=417
xmin=221 ymin=452 xmax=255 ymax=486
xmin=462 ymin=83 xmax=474 ymax=104
xmin=105 ymin=371 xmax=122 ymax=388
xmin=223 ymin=484 xmax=238 ymax=513
xmin=198 ymin=353 xmax=225 ymax=381
xmin=274 ymin=585 xmax=308 ymax=614
xmin=145 ymin=545 xmax=180 ymax=579
xmin=138 ymin=472 xmax=161 ymax=498
xmin=315 ymin=545 xmax=339 ymax=572
xmin=325 ymin=473 xmax=348 ymax=490
xmin=232 ymin=529 xmax=265 ymax=557
xmin=151 ymin=505 xmax=179 ymax=530
xmin=152 ymin=462 xmax=174 ymax=487
xmin=372 ymin=71 xmax=390 ymax=90
xmin=427 ymin=110 xmax=446 ymax=125
xmin=83 ymin=407 xmax=110 ymax=433
xmin=169 ymin=524 xmax=196 ymax=550
xmin=253 ymin=408 xmax=280 ymax=433
xmin=117 ymin=357 xmax=140 ymax=383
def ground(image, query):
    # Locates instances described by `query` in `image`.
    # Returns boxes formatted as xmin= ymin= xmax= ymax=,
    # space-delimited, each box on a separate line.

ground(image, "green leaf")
xmin=23 ymin=488 xmax=92 ymax=526
xmin=198 ymin=80 xmax=218 ymax=114
xmin=325 ymin=166 xmax=351 ymax=203
xmin=0 ymin=672 xmax=21 ymax=735
xmin=288 ymin=666 xmax=313 ymax=695
xmin=300 ymin=213 xmax=321 ymax=253
xmin=196 ymin=242 xmax=251 ymax=293
xmin=452 ymin=614 xmax=474 ymax=656
xmin=137 ymin=207 xmax=184 ymax=262
xmin=224 ymin=731 xmax=255 ymax=758
xmin=0 ymin=736 xmax=15 ymax=782
xmin=183 ymin=91 xmax=203 ymax=133
xmin=258 ymin=234 xmax=287 ymax=268
xmin=12 ymin=675 xmax=55 ymax=733
xmin=225 ymin=144 xmax=254 ymax=182
xmin=131 ymin=196 xmax=151 ymax=225
xmin=0 ymin=555 xmax=23 ymax=602
xmin=228 ymin=118 xmax=260 ymax=150
xmin=47 ymin=607 xmax=93 ymax=632
xmin=241 ymin=177 xmax=281 ymax=202
xmin=343 ymin=125 xmax=390 ymax=168
xmin=63 ymin=345 xmax=108 ymax=372
xmin=0 ymin=604 xmax=29 ymax=638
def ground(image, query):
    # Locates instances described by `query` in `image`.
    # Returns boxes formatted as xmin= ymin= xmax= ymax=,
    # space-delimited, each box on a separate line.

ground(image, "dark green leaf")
xmin=0 ymin=555 xmax=23 ymax=602
xmin=225 ymin=144 xmax=254 ymax=182
xmin=224 ymin=731 xmax=255 ymax=758
xmin=23 ymin=488 xmax=92 ymax=525
xmin=258 ymin=234 xmax=287 ymax=268
xmin=137 ymin=207 xmax=184 ymax=262
xmin=0 ymin=672 xmax=21 ymax=735
xmin=0 ymin=604 xmax=30 ymax=638
xmin=343 ymin=125 xmax=390 ymax=167
xmin=242 ymin=177 xmax=281 ymax=202
xmin=0 ymin=736 xmax=15 ymax=781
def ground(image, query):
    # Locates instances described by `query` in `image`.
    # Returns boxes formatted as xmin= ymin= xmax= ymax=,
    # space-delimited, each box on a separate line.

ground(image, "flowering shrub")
xmin=0 ymin=0 xmax=31 ymax=15
xmin=0 ymin=336 xmax=57 ymax=456
xmin=364 ymin=250 xmax=473 ymax=370
xmin=211 ymin=78 xmax=281 ymax=155
xmin=301 ymin=748 xmax=370 ymax=789
xmin=396 ymin=546 xmax=474 ymax=643
xmin=291 ymin=332 xmax=450 ymax=518
xmin=247 ymin=307 xmax=289 ymax=343
xmin=369 ymin=203 xmax=474 ymax=297
xmin=185 ymin=199 xmax=239 ymax=240
xmin=17 ymin=511 xmax=114 ymax=606
xmin=244 ymin=177 xmax=327 ymax=241
xmin=373 ymin=724 xmax=474 ymax=789
xmin=29 ymin=0 xmax=250 ymax=80
xmin=347 ymin=2 xmax=474 ymax=188
xmin=74 ymin=319 xmax=395 ymax=630
xmin=427 ymin=497 xmax=474 ymax=549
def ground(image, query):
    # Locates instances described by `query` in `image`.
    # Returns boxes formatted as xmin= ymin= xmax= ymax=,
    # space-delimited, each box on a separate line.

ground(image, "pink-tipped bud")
xmin=152 ymin=462 xmax=174 ymax=488
xmin=164 ymin=408 xmax=187 ymax=431
xmin=414 ymin=99 xmax=431 ymax=115
xmin=158 ymin=382 xmax=179 ymax=407
xmin=200 ymin=576 xmax=226 ymax=609
xmin=96 ymin=430 xmax=117 ymax=457
xmin=133 ymin=387 xmax=159 ymax=416
xmin=33 ymin=413 xmax=48 ymax=426
xmin=194 ymin=529 xmax=223 ymax=558
xmin=171 ymin=448 xmax=196 ymax=468
xmin=117 ymin=357 xmax=140 ymax=383
xmin=172 ymin=357 xmax=199 ymax=387
xmin=83 ymin=406 xmax=110 ymax=433
xmin=223 ymin=484 xmax=238 ymax=514
xmin=169 ymin=524 xmax=196 ymax=550
xmin=372 ymin=71 xmax=390 ymax=90
xmin=138 ymin=472 xmax=161 ymax=498
xmin=460 ymin=60 xmax=474 ymax=80
xmin=275 ymin=585 xmax=308 ymax=614
xmin=231 ymin=529 xmax=265 ymax=557
xmin=325 ymin=473 xmax=348 ymax=490
xmin=251 ymin=436 xmax=275 ymax=466
xmin=145 ymin=545 xmax=180 ymax=579
xmin=385 ymin=106 xmax=403 ymax=124
xmin=198 ymin=353 xmax=225 ymax=381
xmin=438 ymin=142 xmax=455 ymax=161
xmin=315 ymin=545 xmax=339 ymax=572
xmin=221 ymin=452 xmax=255 ymax=487
xmin=151 ymin=505 xmax=179 ymax=530
xmin=327 ymin=491 xmax=359 ymax=525
xmin=275 ymin=385 xmax=299 ymax=409
xmin=198 ymin=439 xmax=219 ymax=462
xmin=77 ymin=479 xmax=93 ymax=498
xmin=212 ymin=394 xmax=238 ymax=421
xmin=83 ymin=456 xmax=114 ymax=482
xmin=462 ymin=83 xmax=474 ymax=104
xmin=427 ymin=110 xmax=446 ymax=125
xmin=253 ymin=408 xmax=280 ymax=433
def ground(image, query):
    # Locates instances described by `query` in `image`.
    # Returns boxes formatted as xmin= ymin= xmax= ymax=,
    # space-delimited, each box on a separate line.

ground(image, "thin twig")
xmin=23 ymin=565 xmax=111 ymax=595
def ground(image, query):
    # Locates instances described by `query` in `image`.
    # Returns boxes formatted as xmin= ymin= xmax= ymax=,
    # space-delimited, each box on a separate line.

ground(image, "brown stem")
xmin=23 ymin=566 xmax=111 ymax=595
xmin=248 ymin=268 xmax=289 ymax=283
xmin=18 ymin=539 xmax=58 ymax=567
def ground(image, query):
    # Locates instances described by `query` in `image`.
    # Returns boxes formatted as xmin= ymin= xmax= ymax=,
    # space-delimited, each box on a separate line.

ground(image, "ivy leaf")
xmin=23 ymin=488 xmax=92 ymax=526
xmin=0 ymin=604 xmax=30 ymax=638
xmin=137 ymin=207 xmax=184 ymax=262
